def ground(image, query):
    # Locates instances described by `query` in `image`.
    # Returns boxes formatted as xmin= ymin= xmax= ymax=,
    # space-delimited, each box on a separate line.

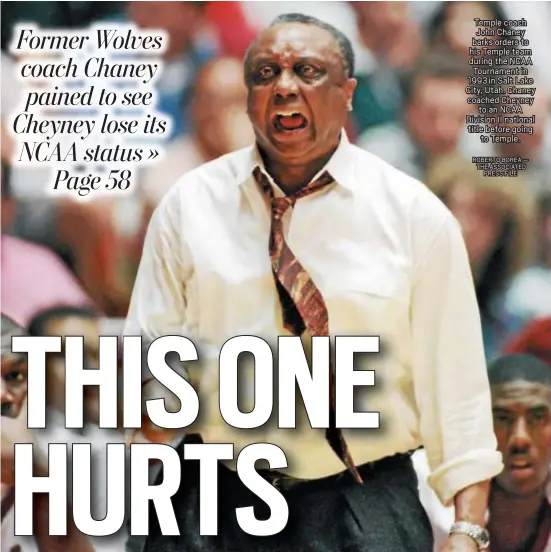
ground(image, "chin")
xmin=498 ymin=475 xmax=546 ymax=497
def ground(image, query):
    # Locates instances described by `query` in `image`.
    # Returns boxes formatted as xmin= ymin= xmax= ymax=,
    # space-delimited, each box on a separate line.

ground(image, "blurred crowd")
xmin=1 ymin=0 xmax=550 ymax=358
xmin=1 ymin=1 xmax=551 ymax=551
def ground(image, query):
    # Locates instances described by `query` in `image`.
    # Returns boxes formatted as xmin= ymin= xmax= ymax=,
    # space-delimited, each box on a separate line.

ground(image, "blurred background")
xmin=1 ymin=0 xmax=550 ymax=363
xmin=1 ymin=3 xmax=551 ymax=550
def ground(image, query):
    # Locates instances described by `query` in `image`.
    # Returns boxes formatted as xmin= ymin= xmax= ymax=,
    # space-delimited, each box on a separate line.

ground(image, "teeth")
xmin=277 ymin=112 xmax=301 ymax=117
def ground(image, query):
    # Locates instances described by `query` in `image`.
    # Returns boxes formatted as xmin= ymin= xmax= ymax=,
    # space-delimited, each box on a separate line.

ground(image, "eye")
xmin=297 ymin=64 xmax=319 ymax=78
xmin=530 ymin=409 xmax=549 ymax=424
xmin=257 ymin=65 xmax=276 ymax=81
xmin=4 ymin=371 xmax=25 ymax=383
xmin=493 ymin=411 xmax=512 ymax=424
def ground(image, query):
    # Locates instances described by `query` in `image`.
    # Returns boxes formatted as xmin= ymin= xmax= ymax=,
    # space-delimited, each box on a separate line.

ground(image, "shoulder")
xmin=348 ymin=144 xmax=454 ymax=231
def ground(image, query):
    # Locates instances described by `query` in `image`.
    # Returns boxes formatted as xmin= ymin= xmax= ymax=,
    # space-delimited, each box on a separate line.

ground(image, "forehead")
xmin=492 ymin=380 xmax=551 ymax=408
xmin=2 ymin=353 xmax=27 ymax=373
xmin=250 ymin=23 xmax=340 ymax=63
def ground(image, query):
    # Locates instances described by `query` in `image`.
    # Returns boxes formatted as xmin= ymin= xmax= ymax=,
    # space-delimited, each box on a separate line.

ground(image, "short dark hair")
xmin=488 ymin=354 xmax=551 ymax=387
xmin=28 ymin=306 xmax=98 ymax=337
xmin=245 ymin=13 xmax=355 ymax=78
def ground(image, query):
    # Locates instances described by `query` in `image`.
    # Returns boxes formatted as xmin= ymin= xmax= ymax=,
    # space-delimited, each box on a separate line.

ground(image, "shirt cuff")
xmin=428 ymin=449 xmax=503 ymax=506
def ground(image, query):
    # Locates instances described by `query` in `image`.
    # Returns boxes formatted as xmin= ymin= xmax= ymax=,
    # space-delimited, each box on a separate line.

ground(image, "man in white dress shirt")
xmin=125 ymin=13 xmax=502 ymax=552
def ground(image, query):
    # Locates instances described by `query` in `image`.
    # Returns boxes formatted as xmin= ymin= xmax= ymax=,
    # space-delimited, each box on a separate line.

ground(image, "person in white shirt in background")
xmin=414 ymin=354 xmax=551 ymax=552
xmin=125 ymin=13 xmax=501 ymax=552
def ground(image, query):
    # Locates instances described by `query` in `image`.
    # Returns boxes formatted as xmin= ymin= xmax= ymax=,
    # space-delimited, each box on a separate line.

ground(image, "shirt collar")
xmin=234 ymin=130 xmax=357 ymax=193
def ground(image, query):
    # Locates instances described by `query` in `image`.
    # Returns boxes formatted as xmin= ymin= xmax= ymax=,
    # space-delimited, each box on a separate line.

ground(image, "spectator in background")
xmin=125 ymin=1 xmax=219 ymax=141
xmin=349 ymin=1 xmax=422 ymax=134
xmin=414 ymin=354 xmax=551 ymax=552
xmin=1 ymin=315 xmax=28 ymax=419
xmin=426 ymin=155 xmax=533 ymax=359
xmin=1 ymin=51 xmax=127 ymax=317
xmin=28 ymin=306 xmax=106 ymax=425
xmin=140 ymin=56 xmax=254 ymax=207
xmin=25 ymin=305 xmax=128 ymax=551
xmin=357 ymin=52 xmax=485 ymax=180
xmin=504 ymin=193 xmax=551 ymax=328
xmin=0 ymin=162 xmax=95 ymax=327
xmin=426 ymin=2 xmax=507 ymax=58
xmin=490 ymin=88 xmax=551 ymax=196
xmin=1 ymin=317 xmax=96 ymax=552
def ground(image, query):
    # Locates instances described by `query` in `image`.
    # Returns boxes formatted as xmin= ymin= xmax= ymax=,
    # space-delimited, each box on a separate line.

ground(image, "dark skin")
xmin=245 ymin=22 xmax=485 ymax=552
xmin=245 ymin=22 xmax=356 ymax=195
xmin=1 ymin=354 xmax=28 ymax=419
xmin=489 ymin=380 xmax=551 ymax=552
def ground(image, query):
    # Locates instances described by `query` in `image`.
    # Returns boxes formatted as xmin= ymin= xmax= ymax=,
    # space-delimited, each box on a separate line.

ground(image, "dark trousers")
xmin=138 ymin=440 xmax=434 ymax=552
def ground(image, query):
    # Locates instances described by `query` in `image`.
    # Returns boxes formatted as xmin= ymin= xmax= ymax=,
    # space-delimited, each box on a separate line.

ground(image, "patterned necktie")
xmin=253 ymin=167 xmax=363 ymax=484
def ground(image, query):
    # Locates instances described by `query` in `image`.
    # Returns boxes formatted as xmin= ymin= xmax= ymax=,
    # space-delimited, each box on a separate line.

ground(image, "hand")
xmin=439 ymin=534 xmax=480 ymax=552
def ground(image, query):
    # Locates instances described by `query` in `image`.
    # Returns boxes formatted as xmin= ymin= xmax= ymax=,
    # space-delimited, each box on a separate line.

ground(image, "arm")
xmin=124 ymin=188 xmax=192 ymax=446
xmin=410 ymin=210 xmax=503 ymax=549
xmin=454 ymin=481 xmax=490 ymax=526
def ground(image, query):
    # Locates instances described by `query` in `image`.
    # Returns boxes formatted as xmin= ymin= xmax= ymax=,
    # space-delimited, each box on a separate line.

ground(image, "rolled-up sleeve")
xmin=411 ymin=211 xmax=503 ymax=507
xmin=124 ymin=189 xmax=191 ymax=446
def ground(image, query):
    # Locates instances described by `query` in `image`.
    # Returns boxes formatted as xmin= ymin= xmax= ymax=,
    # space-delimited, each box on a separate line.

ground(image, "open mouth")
xmin=508 ymin=458 xmax=536 ymax=476
xmin=272 ymin=111 xmax=309 ymax=132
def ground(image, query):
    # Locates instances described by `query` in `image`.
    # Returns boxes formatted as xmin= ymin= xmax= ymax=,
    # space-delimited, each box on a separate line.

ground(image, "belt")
xmin=256 ymin=451 xmax=415 ymax=492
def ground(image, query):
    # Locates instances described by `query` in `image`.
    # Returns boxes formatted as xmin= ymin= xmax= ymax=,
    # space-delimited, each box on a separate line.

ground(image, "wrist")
xmin=449 ymin=521 xmax=490 ymax=550
xmin=448 ymin=533 xmax=480 ymax=550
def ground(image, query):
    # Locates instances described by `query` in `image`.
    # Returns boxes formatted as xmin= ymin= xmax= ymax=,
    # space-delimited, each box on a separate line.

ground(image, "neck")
xmin=488 ymin=481 xmax=547 ymax=551
xmin=260 ymin=144 xmax=339 ymax=196
xmin=196 ymin=136 xmax=221 ymax=163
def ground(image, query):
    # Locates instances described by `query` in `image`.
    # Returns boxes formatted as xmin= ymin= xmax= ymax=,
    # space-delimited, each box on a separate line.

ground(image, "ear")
xmin=343 ymin=78 xmax=357 ymax=112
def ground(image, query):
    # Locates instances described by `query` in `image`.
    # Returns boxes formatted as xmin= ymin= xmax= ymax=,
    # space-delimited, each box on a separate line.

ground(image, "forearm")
xmin=453 ymin=480 xmax=490 ymax=526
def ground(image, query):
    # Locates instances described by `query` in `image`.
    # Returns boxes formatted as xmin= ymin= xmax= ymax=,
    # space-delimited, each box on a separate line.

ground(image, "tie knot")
xmin=272 ymin=197 xmax=294 ymax=220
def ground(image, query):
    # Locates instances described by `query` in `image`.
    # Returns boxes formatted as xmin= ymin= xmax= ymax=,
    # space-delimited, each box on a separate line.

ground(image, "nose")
xmin=274 ymin=69 xmax=299 ymax=101
xmin=509 ymin=417 xmax=532 ymax=452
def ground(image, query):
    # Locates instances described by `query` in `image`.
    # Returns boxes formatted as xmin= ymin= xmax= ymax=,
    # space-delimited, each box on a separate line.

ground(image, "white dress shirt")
xmin=124 ymin=131 xmax=503 ymax=506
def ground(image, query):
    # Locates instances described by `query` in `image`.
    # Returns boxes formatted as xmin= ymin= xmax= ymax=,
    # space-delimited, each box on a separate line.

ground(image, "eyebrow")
xmin=250 ymin=53 xmax=328 ymax=67
xmin=493 ymin=403 xmax=550 ymax=413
